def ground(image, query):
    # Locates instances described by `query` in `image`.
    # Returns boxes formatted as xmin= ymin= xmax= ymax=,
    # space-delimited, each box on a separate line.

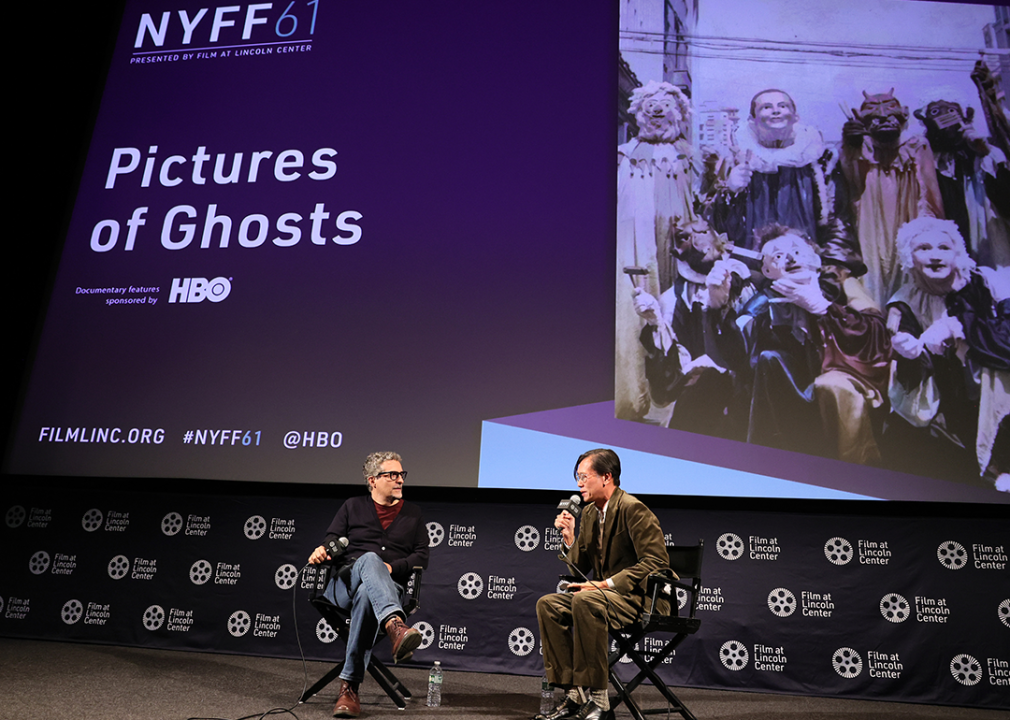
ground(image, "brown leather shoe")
xmin=333 ymin=680 xmax=360 ymax=718
xmin=385 ymin=615 xmax=422 ymax=663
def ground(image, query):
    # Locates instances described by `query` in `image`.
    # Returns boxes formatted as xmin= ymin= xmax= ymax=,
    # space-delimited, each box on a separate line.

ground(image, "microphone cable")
xmin=186 ymin=562 xmax=321 ymax=720
xmin=555 ymin=499 xmax=615 ymax=622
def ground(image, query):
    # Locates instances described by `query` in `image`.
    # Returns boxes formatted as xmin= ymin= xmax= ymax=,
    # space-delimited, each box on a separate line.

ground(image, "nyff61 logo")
xmin=134 ymin=2 xmax=321 ymax=50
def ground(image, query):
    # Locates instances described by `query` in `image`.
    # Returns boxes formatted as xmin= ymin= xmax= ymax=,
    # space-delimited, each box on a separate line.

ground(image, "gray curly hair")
xmin=895 ymin=217 xmax=974 ymax=274
xmin=363 ymin=451 xmax=403 ymax=485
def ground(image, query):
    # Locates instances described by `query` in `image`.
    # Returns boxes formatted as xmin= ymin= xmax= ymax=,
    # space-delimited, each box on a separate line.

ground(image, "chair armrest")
xmin=404 ymin=566 xmax=424 ymax=615
xmin=645 ymin=571 xmax=678 ymax=596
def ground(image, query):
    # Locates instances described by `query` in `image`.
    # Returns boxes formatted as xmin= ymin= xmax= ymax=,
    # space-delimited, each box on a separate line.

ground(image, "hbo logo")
xmin=169 ymin=277 xmax=231 ymax=303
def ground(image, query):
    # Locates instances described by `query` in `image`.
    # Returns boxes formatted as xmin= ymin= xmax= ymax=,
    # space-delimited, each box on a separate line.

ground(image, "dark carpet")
xmin=0 ymin=638 xmax=1004 ymax=720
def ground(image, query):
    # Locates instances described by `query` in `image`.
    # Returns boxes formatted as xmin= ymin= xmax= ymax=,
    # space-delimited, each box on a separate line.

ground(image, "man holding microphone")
xmin=535 ymin=448 xmax=669 ymax=720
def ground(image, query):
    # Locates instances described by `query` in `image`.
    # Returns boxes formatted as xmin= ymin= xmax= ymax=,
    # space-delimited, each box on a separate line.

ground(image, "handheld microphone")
xmin=557 ymin=494 xmax=582 ymax=518
xmin=326 ymin=536 xmax=349 ymax=560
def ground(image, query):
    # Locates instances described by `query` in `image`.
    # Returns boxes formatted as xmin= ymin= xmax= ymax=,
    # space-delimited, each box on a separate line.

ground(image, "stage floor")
xmin=0 ymin=638 xmax=1004 ymax=720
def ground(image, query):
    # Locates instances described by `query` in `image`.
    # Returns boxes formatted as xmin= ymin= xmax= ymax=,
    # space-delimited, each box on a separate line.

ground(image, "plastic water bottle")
xmin=539 ymin=675 xmax=555 ymax=714
xmin=426 ymin=661 xmax=443 ymax=707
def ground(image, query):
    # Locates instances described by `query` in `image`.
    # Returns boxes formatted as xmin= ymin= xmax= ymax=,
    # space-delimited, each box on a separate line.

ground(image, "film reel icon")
xmin=227 ymin=610 xmax=251 ymax=637
xmin=676 ymin=587 xmax=688 ymax=611
xmin=508 ymin=627 xmax=536 ymax=656
xmin=61 ymin=599 xmax=84 ymax=625
xmin=82 ymin=508 xmax=104 ymax=532
xmin=514 ymin=525 xmax=540 ymax=552
xmin=5 ymin=505 xmax=26 ymax=528
xmin=457 ymin=572 xmax=484 ymax=600
xmin=161 ymin=512 xmax=184 ymax=536
xmin=108 ymin=555 xmax=130 ymax=580
xmin=832 ymin=647 xmax=862 ymax=678
xmin=950 ymin=654 xmax=981 ymax=686
xmin=274 ymin=564 xmax=298 ymax=589
xmin=29 ymin=551 xmax=51 ymax=575
xmin=824 ymin=537 xmax=853 ymax=565
xmin=937 ymin=541 xmax=967 ymax=570
xmin=767 ymin=588 xmax=797 ymax=617
xmin=719 ymin=640 xmax=749 ymax=671
xmin=610 ymin=638 xmax=636 ymax=664
xmin=414 ymin=621 xmax=435 ymax=650
xmin=427 ymin=522 xmax=445 ymax=547
xmin=190 ymin=559 xmax=213 ymax=585
xmin=879 ymin=593 xmax=910 ymax=623
xmin=315 ymin=618 xmax=338 ymax=643
xmin=243 ymin=515 xmax=267 ymax=540
xmin=716 ymin=533 xmax=744 ymax=561
xmin=143 ymin=605 xmax=166 ymax=631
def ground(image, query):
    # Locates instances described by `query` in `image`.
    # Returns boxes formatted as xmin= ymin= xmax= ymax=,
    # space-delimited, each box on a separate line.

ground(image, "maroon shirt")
xmin=374 ymin=499 xmax=403 ymax=529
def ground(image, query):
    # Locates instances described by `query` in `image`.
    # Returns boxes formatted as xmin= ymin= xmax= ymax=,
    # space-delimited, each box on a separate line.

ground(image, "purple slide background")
xmin=6 ymin=1 xmax=617 ymax=485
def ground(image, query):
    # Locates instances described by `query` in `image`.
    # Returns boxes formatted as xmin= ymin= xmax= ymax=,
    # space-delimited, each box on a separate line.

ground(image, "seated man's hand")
xmin=568 ymin=581 xmax=607 ymax=592
xmin=308 ymin=545 xmax=328 ymax=565
xmin=555 ymin=511 xmax=575 ymax=548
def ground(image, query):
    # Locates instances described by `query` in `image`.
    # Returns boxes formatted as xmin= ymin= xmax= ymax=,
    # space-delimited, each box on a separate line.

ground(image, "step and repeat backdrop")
xmin=2 ymin=486 xmax=1006 ymax=710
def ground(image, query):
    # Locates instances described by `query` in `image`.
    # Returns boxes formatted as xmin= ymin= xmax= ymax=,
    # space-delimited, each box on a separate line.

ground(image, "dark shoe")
xmin=573 ymin=700 xmax=606 ymax=720
xmin=333 ymin=680 xmax=360 ymax=718
xmin=385 ymin=616 xmax=422 ymax=663
xmin=534 ymin=697 xmax=580 ymax=720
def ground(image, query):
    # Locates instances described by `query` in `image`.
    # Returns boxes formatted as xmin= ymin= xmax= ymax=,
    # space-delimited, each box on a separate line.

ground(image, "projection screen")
xmin=5 ymin=0 xmax=1009 ymax=505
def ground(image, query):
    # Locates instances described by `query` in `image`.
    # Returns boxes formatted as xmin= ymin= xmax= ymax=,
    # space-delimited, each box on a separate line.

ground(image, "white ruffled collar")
xmin=888 ymin=271 xmax=970 ymax=327
xmin=734 ymin=122 xmax=825 ymax=173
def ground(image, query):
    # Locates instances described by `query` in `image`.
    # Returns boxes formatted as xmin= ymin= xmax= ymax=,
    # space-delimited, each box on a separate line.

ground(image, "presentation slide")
xmin=5 ymin=0 xmax=1009 ymax=505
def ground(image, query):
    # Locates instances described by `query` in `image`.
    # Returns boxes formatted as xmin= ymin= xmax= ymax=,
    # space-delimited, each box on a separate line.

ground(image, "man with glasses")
xmin=308 ymin=451 xmax=429 ymax=718
xmin=535 ymin=448 xmax=668 ymax=720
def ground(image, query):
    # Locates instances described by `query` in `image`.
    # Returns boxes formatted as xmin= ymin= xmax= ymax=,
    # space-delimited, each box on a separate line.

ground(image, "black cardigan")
xmin=323 ymin=495 xmax=429 ymax=584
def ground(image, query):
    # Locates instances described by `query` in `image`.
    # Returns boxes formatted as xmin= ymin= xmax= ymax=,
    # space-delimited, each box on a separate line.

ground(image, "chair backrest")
xmin=668 ymin=539 xmax=704 ymax=581
xmin=667 ymin=539 xmax=704 ymax=621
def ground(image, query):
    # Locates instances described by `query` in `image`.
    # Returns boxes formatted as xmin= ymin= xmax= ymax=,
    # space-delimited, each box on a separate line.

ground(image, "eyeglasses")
xmin=376 ymin=471 xmax=407 ymax=481
xmin=575 ymin=473 xmax=599 ymax=484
